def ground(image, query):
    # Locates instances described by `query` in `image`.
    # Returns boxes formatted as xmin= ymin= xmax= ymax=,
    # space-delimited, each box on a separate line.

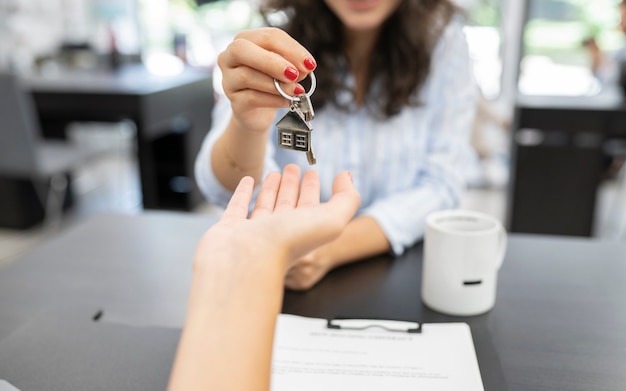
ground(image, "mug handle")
xmin=495 ymin=224 xmax=507 ymax=270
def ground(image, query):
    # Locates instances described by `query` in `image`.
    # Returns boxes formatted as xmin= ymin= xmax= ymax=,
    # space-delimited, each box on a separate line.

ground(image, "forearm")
xmin=321 ymin=215 xmax=391 ymax=268
xmin=170 ymin=167 xmax=360 ymax=388
xmin=168 ymin=254 xmax=286 ymax=391
xmin=212 ymin=116 xmax=269 ymax=191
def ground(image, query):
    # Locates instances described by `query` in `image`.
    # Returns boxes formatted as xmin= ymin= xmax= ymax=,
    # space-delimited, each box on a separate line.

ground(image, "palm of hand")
xmin=194 ymin=165 xmax=359 ymax=280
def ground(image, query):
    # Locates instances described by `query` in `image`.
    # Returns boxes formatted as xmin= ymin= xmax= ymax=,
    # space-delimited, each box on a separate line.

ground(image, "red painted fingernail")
xmin=284 ymin=66 xmax=298 ymax=81
xmin=294 ymin=85 xmax=305 ymax=94
xmin=304 ymin=57 xmax=316 ymax=70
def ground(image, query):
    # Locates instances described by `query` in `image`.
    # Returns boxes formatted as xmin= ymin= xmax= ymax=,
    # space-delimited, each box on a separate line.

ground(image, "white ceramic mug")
xmin=421 ymin=209 xmax=507 ymax=316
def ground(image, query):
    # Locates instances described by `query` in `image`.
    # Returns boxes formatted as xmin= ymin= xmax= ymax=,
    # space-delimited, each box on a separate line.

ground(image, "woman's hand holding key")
xmin=218 ymin=27 xmax=317 ymax=134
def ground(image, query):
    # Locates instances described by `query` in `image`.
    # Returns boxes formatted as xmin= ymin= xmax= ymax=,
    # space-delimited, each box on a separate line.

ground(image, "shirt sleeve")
xmin=194 ymin=70 xmax=281 ymax=208
xmin=362 ymin=20 xmax=478 ymax=256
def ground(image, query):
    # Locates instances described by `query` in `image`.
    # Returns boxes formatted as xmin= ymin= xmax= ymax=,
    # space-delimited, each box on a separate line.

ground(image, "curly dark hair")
xmin=260 ymin=0 xmax=458 ymax=118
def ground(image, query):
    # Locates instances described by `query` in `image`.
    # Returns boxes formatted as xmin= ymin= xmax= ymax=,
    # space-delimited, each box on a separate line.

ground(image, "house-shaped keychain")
xmin=276 ymin=110 xmax=312 ymax=152
xmin=274 ymin=90 xmax=316 ymax=165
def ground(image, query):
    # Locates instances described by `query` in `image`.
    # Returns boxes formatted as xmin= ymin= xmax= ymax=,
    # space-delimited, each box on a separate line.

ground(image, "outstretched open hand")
xmin=194 ymin=164 xmax=360 ymax=275
xmin=169 ymin=165 xmax=359 ymax=391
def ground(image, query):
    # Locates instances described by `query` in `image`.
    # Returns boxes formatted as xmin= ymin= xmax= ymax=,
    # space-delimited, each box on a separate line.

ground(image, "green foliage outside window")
xmin=468 ymin=0 xmax=501 ymax=27
xmin=524 ymin=0 xmax=624 ymax=66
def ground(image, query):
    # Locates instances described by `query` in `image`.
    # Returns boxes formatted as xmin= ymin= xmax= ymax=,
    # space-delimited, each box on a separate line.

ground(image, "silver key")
xmin=296 ymin=93 xmax=315 ymax=122
xmin=273 ymin=72 xmax=317 ymax=165
xmin=276 ymin=94 xmax=316 ymax=165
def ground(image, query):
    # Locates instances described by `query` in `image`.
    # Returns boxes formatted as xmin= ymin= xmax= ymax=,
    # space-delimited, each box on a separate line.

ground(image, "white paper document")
xmin=271 ymin=314 xmax=484 ymax=391
xmin=0 ymin=380 xmax=20 ymax=391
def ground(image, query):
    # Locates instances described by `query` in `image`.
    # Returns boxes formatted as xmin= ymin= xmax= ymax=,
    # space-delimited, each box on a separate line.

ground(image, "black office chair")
xmin=0 ymin=73 xmax=108 ymax=229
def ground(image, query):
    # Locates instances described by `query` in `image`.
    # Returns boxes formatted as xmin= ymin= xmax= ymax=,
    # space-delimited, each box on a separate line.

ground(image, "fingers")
xmin=218 ymin=169 xmax=358 ymax=270
xmin=227 ymin=28 xmax=316 ymax=82
xmin=297 ymin=170 xmax=320 ymax=207
xmin=269 ymin=171 xmax=359 ymax=262
xmin=218 ymin=27 xmax=316 ymax=108
xmin=292 ymin=171 xmax=358 ymax=235
xmin=221 ymin=38 xmax=300 ymax=85
xmin=226 ymin=66 xmax=305 ymax=98
xmin=274 ymin=164 xmax=302 ymax=212
xmin=325 ymin=172 xmax=360 ymax=221
xmin=227 ymin=89 xmax=290 ymax=110
xmin=332 ymin=171 xmax=354 ymax=194
xmin=250 ymin=171 xmax=282 ymax=219
xmin=252 ymin=169 xmax=357 ymax=225
xmin=251 ymin=167 xmax=320 ymax=220
xmin=222 ymin=176 xmax=255 ymax=220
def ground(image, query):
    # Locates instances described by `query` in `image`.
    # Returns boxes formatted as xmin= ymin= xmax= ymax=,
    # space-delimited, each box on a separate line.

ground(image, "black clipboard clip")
xmin=327 ymin=317 xmax=422 ymax=334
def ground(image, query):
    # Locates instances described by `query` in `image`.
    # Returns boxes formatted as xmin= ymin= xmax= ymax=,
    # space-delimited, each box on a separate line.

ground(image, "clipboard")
xmin=271 ymin=314 xmax=484 ymax=391
xmin=327 ymin=317 xmax=422 ymax=333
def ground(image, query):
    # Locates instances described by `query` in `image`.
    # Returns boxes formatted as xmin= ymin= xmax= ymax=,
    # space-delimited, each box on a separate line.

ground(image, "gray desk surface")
xmin=0 ymin=212 xmax=625 ymax=391
xmin=24 ymin=64 xmax=211 ymax=95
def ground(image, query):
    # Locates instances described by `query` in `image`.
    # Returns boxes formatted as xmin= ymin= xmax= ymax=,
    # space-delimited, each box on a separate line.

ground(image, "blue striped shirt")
xmin=195 ymin=20 xmax=477 ymax=255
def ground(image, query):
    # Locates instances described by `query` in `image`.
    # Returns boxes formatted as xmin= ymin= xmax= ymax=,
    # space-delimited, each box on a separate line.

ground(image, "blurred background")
xmin=1 ymin=0 xmax=625 ymax=262
xmin=1 ymin=0 xmax=624 ymax=92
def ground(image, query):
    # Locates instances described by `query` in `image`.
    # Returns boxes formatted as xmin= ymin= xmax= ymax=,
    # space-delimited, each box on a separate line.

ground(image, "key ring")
xmin=274 ymin=72 xmax=316 ymax=102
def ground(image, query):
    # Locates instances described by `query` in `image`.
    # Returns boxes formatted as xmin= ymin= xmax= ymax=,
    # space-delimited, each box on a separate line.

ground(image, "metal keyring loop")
xmin=273 ymin=71 xmax=316 ymax=102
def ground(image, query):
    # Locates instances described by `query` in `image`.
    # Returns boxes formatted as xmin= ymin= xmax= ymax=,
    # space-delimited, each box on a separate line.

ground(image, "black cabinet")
xmin=507 ymin=91 xmax=626 ymax=236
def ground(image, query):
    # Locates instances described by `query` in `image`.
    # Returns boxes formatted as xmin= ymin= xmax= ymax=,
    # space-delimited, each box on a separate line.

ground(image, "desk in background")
xmin=0 ymin=65 xmax=213 ymax=228
xmin=508 ymin=88 xmax=626 ymax=237
xmin=0 ymin=212 xmax=624 ymax=391
xmin=28 ymin=65 xmax=214 ymax=211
